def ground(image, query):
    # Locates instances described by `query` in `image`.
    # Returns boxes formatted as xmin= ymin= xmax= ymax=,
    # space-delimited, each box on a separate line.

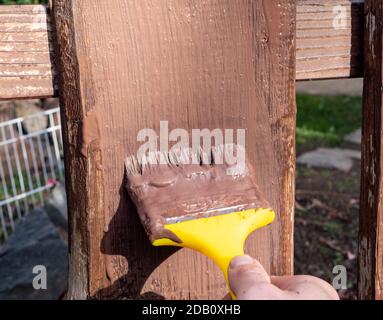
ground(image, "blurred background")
xmin=295 ymin=79 xmax=362 ymax=300
xmin=0 ymin=1 xmax=363 ymax=300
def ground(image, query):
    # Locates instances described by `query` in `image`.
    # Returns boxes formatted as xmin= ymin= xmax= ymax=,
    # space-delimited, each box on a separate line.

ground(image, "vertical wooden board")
xmin=53 ymin=0 xmax=296 ymax=299
xmin=359 ymin=0 xmax=383 ymax=300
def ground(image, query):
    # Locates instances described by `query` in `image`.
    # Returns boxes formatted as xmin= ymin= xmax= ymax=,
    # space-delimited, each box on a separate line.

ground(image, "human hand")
xmin=228 ymin=255 xmax=339 ymax=300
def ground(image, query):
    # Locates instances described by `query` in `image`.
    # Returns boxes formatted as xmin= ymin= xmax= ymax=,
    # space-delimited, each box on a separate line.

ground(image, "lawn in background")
xmin=295 ymin=94 xmax=362 ymax=299
xmin=296 ymin=94 xmax=362 ymax=147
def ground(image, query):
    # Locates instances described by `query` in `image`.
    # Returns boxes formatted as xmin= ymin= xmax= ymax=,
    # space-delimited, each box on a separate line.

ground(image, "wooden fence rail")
xmin=0 ymin=1 xmax=364 ymax=100
xmin=0 ymin=5 xmax=56 ymax=100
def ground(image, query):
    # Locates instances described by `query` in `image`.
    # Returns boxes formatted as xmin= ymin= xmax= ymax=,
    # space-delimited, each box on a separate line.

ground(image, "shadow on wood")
xmin=97 ymin=180 xmax=179 ymax=299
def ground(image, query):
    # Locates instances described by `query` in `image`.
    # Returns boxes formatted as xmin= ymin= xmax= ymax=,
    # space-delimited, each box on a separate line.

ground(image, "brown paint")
xmin=53 ymin=0 xmax=296 ymax=299
xmin=81 ymin=110 xmax=101 ymax=158
xmin=125 ymin=152 xmax=270 ymax=243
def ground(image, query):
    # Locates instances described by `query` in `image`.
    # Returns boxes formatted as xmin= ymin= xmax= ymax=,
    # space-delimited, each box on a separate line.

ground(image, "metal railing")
xmin=0 ymin=107 xmax=64 ymax=241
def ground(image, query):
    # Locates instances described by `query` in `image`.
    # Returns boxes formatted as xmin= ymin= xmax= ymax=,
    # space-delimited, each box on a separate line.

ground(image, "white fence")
xmin=0 ymin=107 xmax=64 ymax=241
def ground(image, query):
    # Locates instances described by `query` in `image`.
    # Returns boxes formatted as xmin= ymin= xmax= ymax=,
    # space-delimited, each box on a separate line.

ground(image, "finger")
xmin=271 ymin=275 xmax=340 ymax=300
xmin=228 ymin=255 xmax=278 ymax=299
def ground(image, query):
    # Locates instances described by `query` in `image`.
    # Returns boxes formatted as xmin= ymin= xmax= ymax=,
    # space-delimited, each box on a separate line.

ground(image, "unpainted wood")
xmin=53 ymin=0 xmax=296 ymax=299
xmin=296 ymin=0 xmax=364 ymax=80
xmin=358 ymin=0 xmax=383 ymax=300
xmin=0 ymin=5 xmax=56 ymax=100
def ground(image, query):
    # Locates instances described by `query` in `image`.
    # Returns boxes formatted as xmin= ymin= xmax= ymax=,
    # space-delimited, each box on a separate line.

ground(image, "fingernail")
xmin=229 ymin=255 xmax=254 ymax=268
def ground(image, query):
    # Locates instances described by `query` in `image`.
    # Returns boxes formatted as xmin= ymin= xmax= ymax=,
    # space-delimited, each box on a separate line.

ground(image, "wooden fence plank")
xmin=296 ymin=0 xmax=364 ymax=80
xmin=52 ymin=0 xmax=296 ymax=299
xmin=0 ymin=5 xmax=56 ymax=100
xmin=358 ymin=0 xmax=383 ymax=300
xmin=0 ymin=5 xmax=47 ymax=14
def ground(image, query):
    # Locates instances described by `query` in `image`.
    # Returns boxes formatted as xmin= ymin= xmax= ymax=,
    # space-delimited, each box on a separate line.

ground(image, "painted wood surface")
xmin=52 ymin=0 xmax=296 ymax=299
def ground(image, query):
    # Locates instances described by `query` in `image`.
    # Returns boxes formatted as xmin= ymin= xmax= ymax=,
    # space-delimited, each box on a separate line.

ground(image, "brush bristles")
xmin=125 ymin=145 xmax=235 ymax=176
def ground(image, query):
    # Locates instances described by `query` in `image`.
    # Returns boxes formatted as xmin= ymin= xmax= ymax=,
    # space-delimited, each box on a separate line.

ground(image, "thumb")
xmin=228 ymin=255 xmax=283 ymax=300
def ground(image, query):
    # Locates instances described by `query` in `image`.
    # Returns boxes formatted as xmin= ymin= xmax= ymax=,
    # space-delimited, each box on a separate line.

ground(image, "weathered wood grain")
xmin=0 ymin=5 xmax=56 ymax=100
xmin=358 ymin=0 xmax=383 ymax=300
xmin=0 ymin=5 xmax=47 ymax=14
xmin=53 ymin=0 xmax=296 ymax=299
xmin=0 ymin=1 xmax=365 ymax=100
xmin=296 ymin=0 xmax=364 ymax=80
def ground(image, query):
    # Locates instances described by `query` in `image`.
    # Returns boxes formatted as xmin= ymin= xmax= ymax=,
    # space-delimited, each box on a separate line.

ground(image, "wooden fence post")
xmin=359 ymin=0 xmax=383 ymax=300
xmin=52 ymin=0 xmax=296 ymax=299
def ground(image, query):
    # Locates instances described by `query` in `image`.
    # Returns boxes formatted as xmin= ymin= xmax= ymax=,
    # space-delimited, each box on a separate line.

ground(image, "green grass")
xmin=296 ymin=94 xmax=362 ymax=146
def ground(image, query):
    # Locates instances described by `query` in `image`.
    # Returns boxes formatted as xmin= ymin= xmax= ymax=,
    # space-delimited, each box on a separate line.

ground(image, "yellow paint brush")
xmin=125 ymin=146 xmax=275 ymax=298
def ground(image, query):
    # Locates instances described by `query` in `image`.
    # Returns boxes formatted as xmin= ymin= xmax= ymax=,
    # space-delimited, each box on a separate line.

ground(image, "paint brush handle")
xmin=153 ymin=208 xmax=275 ymax=299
